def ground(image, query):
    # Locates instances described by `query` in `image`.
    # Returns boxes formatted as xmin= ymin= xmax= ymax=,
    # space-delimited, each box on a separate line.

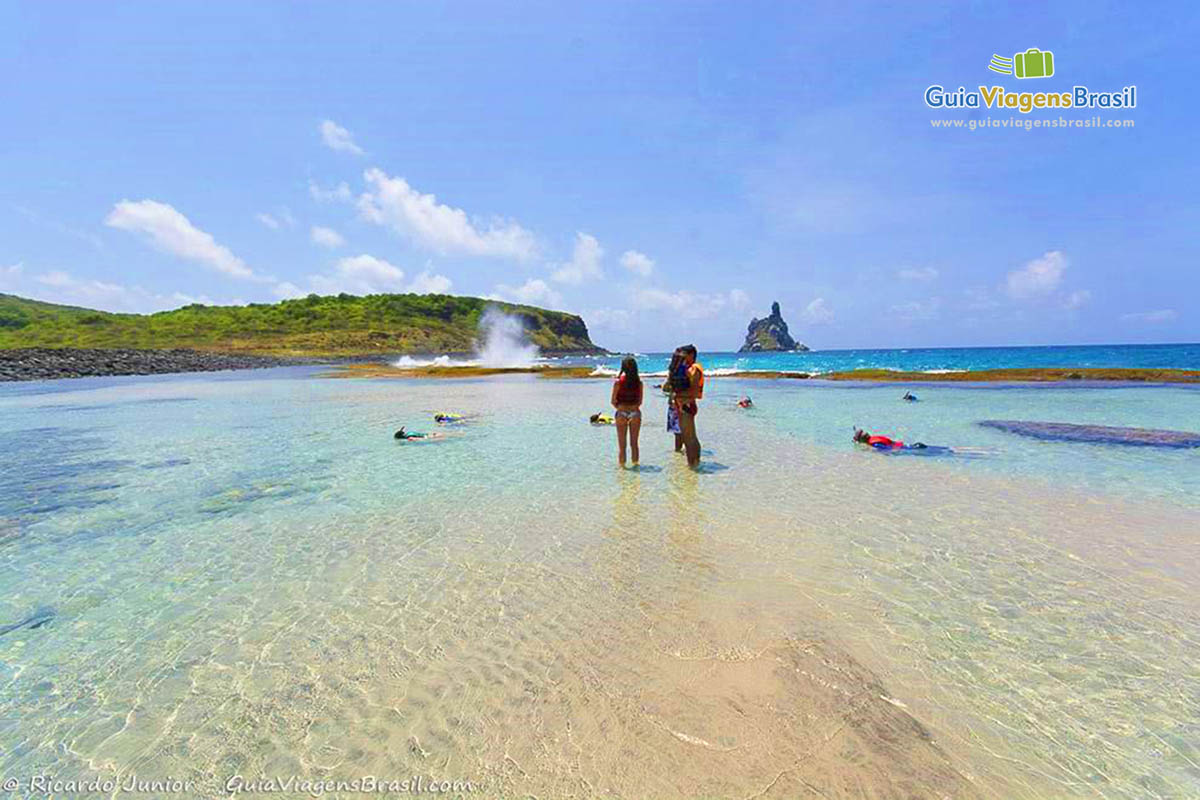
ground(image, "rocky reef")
xmin=0 ymin=348 xmax=301 ymax=382
xmin=980 ymin=420 xmax=1200 ymax=448
xmin=738 ymin=302 xmax=809 ymax=352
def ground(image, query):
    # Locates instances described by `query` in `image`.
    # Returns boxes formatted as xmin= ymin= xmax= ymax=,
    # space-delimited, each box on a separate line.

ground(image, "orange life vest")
xmin=690 ymin=363 xmax=704 ymax=399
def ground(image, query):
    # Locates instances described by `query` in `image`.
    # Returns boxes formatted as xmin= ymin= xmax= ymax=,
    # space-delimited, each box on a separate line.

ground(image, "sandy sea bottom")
xmin=0 ymin=370 xmax=1198 ymax=798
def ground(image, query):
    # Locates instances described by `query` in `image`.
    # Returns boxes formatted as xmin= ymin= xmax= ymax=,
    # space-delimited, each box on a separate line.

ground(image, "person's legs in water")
xmin=667 ymin=403 xmax=683 ymax=452
xmin=629 ymin=410 xmax=642 ymax=465
xmin=679 ymin=404 xmax=700 ymax=466
xmin=615 ymin=414 xmax=629 ymax=466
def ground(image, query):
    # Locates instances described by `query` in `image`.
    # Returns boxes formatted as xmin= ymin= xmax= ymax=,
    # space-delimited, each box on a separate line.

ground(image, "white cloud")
xmin=407 ymin=270 xmax=453 ymax=295
xmin=632 ymin=287 xmax=699 ymax=315
xmin=1121 ymin=309 xmax=1178 ymax=324
xmin=358 ymin=168 xmax=537 ymax=260
xmin=800 ymin=297 xmax=834 ymax=325
xmin=281 ymin=254 xmax=451 ymax=297
xmin=964 ymin=286 xmax=1000 ymax=311
xmin=889 ymin=298 xmax=941 ymax=322
xmin=552 ymin=232 xmax=604 ymax=285
xmin=619 ymin=249 xmax=654 ymax=277
xmin=1006 ymin=250 xmax=1066 ymax=299
xmin=1 ymin=262 xmax=23 ymax=289
xmin=317 ymin=254 xmax=407 ymax=294
xmin=258 ymin=209 xmax=297 ymax=230
xmin=319 ymin=119 xmax=364 ymax=156
xmin=631 ymin=287 xmax=746 ymax=319
xmin=36 ymin=270 xmax=79 ymax=289
xmin=490 ymin=278 xmax=563 ymax=308
xmin=898 ymin=267 xmax=938 ymax=281
xmin=5 ymin=264 xmax=214 ymax=311
xmin=588 ymin=288 xmax=748 ymax=330
xmin=29 ymin=269 xmax=187 ymax=312
xmin=309 ymin=180 xmax=353 ymax=203
xmin=105 ymin=199 xmax=257 ymax=280
xmin=273 ymin=281 xmax=307 ymax=299
xmin=587 ymin=308 xmax=634 ymax=332
xmin=1064 ymin=289 xmax=1092 ymax=310
xmin=310 ymin=225 xmax=346 ymax=249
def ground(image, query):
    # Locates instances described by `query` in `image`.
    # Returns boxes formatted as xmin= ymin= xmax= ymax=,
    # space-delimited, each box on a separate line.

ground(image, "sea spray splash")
xmin=475 ymin=306 xmax=540 ymax=367
xmin=387 ymin=307 xmax=539 ymax=369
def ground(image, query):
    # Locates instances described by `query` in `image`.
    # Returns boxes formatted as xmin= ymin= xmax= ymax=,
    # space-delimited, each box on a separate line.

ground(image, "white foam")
xmin=393 ymin=354 xmax=477 ymax=369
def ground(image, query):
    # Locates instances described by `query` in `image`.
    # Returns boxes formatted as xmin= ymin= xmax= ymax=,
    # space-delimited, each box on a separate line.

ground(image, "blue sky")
xmin=2 ymin=1 xmax=1196 ymax=352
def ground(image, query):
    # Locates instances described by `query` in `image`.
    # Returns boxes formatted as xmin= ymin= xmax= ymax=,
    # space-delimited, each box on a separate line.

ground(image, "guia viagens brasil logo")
xmin=925 ymin=48 xmax=1136 ymax=113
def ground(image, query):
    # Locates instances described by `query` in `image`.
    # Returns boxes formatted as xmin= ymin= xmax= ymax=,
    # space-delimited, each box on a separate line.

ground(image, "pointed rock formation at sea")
xmin=738 ymin=301 xmax=810 ymax=352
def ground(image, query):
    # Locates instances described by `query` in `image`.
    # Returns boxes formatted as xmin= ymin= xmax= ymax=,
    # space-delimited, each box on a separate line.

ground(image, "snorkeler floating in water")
xmin=589 ymin=412 xmax=615 ymax=425
xmin=850 ymin=428 xmax=995 ymax=456
xmin=852 ymin=428 xmax=949 ymax=455
xmin=394 ymin=426 xmax=445 ymax=441
xmin=737 ymin=396 xmax=753 ymax=408
xmin=902 ymin=392 xmax=919 ymax=402
xmin=433 ymin=412 xmax=474 ymax=424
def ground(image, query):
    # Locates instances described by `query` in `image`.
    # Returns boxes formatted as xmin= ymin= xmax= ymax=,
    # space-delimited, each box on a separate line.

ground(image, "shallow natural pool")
xmin=0 ymin=368 xmax=1197 ymax=798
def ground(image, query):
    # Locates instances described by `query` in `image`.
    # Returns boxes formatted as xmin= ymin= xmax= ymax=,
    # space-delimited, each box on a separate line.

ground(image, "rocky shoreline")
xmin=0 ymin=348 xmax=307 ymax=382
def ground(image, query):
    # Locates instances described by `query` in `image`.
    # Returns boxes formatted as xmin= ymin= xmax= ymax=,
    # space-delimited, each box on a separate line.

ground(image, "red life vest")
xmin=615 ymin=373 xmax=642 ymax=404
xmin=868 ymin=435 xmax=903 ymax=449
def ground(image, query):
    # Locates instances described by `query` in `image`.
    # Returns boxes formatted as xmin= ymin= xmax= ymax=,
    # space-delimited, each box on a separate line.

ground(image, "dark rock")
xmin=980 ymin=420 xmax=1200 ymax=448
xmin=738 ymin=301 xmax=810 ymax=352
xmin=0 ymin=348 xmax=305 ymax=382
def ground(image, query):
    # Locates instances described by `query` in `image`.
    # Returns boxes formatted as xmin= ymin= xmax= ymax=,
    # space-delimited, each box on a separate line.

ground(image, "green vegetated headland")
xmin=0 ymin=292 xmax=602 ymax=356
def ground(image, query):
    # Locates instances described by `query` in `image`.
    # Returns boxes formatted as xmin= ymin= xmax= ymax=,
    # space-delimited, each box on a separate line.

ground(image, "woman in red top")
xmin=610 ymin=356 xmax=644 ymax=467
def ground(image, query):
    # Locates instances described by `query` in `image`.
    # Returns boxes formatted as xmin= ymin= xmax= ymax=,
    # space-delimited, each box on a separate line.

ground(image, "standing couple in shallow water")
xmin=609 ymin=346 xmax=704 ymax=468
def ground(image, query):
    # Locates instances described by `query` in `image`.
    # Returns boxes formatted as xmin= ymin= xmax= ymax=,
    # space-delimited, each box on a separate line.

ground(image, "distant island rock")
xmin=738 ymin=301 xmax=809 ymax=352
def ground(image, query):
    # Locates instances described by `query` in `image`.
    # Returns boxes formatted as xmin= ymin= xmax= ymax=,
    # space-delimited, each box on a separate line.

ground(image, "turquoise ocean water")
xmin=1 ymin=346 xmax=1198 ymax=797
xmin=555 ymin=341 xmax=1200 ymax=374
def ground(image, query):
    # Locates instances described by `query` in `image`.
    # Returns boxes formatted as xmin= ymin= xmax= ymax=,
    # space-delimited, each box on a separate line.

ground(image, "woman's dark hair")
xmin=620 ymin=356 xmax=641 ymax=387
xmin=667 ymin=348 xmax=684 ymax=375
xmin=667 ymin=347 xmax=690 ymax=391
